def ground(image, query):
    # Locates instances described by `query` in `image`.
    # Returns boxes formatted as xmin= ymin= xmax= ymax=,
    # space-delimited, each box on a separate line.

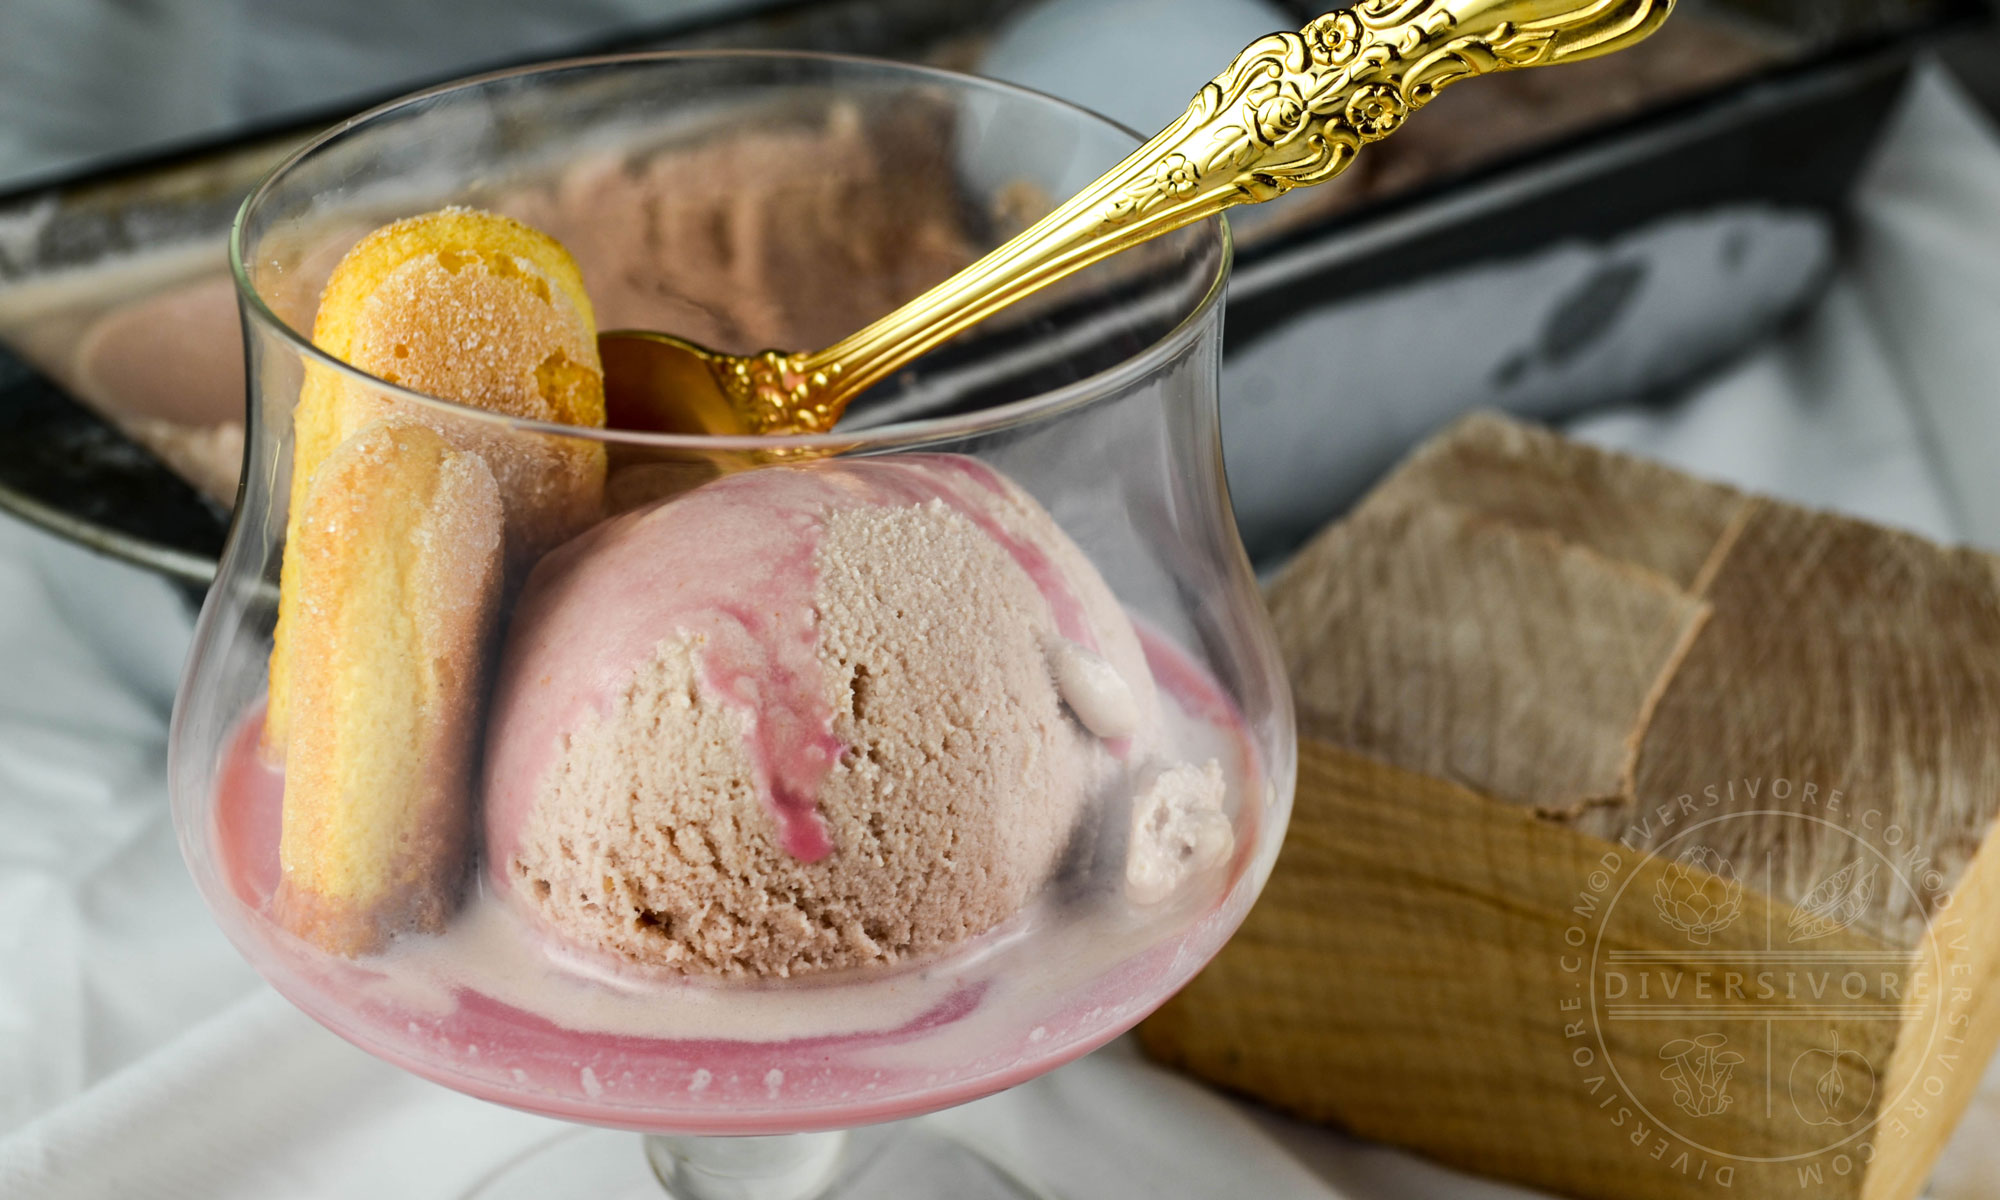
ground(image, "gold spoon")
xmin=600 ymin=0 xmax=1675 ymax=438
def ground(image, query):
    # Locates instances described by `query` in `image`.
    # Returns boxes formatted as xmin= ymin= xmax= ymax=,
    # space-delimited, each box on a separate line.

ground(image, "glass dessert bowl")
xmin=169 ymin=51 xmax=1295 ymax=1198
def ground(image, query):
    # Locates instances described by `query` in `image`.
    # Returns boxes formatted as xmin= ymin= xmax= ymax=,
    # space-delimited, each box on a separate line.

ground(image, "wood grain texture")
xmin=1565 ymin=501 xmax=2000 ymax=948
xmin=1362 ymin=412 xmax=1751 ymax=590
xmin=1271 ymin=502 xmax=1710 ymax=812
xmin=1142 ymin=413 xmax=2000 ymax=1200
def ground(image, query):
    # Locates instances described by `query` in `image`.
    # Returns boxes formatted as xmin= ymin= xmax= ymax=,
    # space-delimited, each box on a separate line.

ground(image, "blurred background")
xmin=1 ymin=0 xmax=1998 ymax=186
xmin=8 ymin=0 xmax=2000 ymax=580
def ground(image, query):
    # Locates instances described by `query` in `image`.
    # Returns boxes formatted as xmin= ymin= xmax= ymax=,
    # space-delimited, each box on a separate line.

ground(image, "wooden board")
xmin=1565 ymin=501 xmax=2000 ymax=948
xmin=1271 ymin=501 xmax=1710 ymax=813
xmin=1141 ymin=413 xmax=2000 ymax=1200
xmin=1360 ymin=411 xmax=1751 ymax=592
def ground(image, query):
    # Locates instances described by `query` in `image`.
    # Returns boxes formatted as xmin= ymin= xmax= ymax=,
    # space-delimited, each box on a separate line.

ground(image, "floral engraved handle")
xmin=1101 ymin=0 xmax=1676 ymax=226
xmin=794 ymin=0 xmax=1673 ymax=426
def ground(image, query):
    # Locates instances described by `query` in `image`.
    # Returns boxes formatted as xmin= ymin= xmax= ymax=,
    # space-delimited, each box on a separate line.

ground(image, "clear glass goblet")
xmin=170 ymin=51 xmax=1295 ymax=1198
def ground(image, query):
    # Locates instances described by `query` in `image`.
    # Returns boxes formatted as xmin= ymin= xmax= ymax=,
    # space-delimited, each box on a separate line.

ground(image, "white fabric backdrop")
xmin=4 ymin=60 xmax=2000 ymax=1200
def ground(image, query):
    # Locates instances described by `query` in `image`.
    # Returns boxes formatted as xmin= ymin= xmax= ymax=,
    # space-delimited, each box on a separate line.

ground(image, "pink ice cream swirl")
xmin=481 ymin=454 xmax=1129 ymax=873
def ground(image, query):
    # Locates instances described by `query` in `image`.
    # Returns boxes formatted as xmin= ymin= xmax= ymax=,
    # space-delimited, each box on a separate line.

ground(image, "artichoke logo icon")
xmin=1653 ymin=846 xmax=1743 ymax=944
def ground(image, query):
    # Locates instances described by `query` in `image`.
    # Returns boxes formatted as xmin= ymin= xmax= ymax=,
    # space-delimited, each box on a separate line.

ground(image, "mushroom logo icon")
xmin=1660 ymin=1033 xmax=1743 ymax=1119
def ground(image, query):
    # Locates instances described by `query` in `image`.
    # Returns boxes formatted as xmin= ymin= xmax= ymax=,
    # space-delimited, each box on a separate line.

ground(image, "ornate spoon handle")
xmin=760 ymin=0 xmax=1673 ymax=431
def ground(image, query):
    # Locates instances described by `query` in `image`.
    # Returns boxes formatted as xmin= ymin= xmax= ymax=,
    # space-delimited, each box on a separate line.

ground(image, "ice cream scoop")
xmin=482 ymin=455 xmax=1159 ymax=977
xmin=598 ymin=0 xmax=1675 ymax=438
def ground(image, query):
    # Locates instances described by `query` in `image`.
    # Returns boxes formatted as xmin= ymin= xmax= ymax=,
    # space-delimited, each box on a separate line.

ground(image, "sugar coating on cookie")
xmin=274 ymin=420 xmax=505 ymax=957
xmin=266 ymin=208 xmax=607 ymax=759
xmin=312 ymin=207 xmax=603 ymax=425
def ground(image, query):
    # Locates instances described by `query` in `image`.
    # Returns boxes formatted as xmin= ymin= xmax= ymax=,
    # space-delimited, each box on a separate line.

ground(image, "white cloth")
xmin=1569 ymin=65 xmax=2000 ymax=550
xmin=7 ymin=58 xmax=2000 ymax=1200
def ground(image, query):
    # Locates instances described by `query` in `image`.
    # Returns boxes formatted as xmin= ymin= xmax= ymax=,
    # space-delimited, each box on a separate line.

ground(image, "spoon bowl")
xmin=598 ymin=330 xmax=752 ymax=437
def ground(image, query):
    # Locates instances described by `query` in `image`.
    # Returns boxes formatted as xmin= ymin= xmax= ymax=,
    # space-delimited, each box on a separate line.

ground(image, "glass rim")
xmin=228 ymin=47 xmax=1233 ymax=453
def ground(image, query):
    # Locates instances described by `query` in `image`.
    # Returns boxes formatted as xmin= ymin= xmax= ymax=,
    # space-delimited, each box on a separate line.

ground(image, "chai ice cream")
xmin=482 ymin=455 xmax=1162 ymax=978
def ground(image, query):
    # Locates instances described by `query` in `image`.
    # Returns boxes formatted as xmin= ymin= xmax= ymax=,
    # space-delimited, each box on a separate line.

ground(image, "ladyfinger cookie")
xmin=266 ymin=208 xmax=606 ymax=757
xmin=273 ymin=420 xmax=504 ymax=956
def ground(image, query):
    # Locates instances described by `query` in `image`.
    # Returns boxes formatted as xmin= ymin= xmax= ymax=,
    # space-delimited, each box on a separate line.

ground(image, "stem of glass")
xmin=644 ymin=1132 xmax=848 ymax=1200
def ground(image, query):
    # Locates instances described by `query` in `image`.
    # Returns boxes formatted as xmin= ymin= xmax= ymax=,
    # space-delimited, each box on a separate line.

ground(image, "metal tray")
xmin=0 ymin=0 xmax=1982 ymax=581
